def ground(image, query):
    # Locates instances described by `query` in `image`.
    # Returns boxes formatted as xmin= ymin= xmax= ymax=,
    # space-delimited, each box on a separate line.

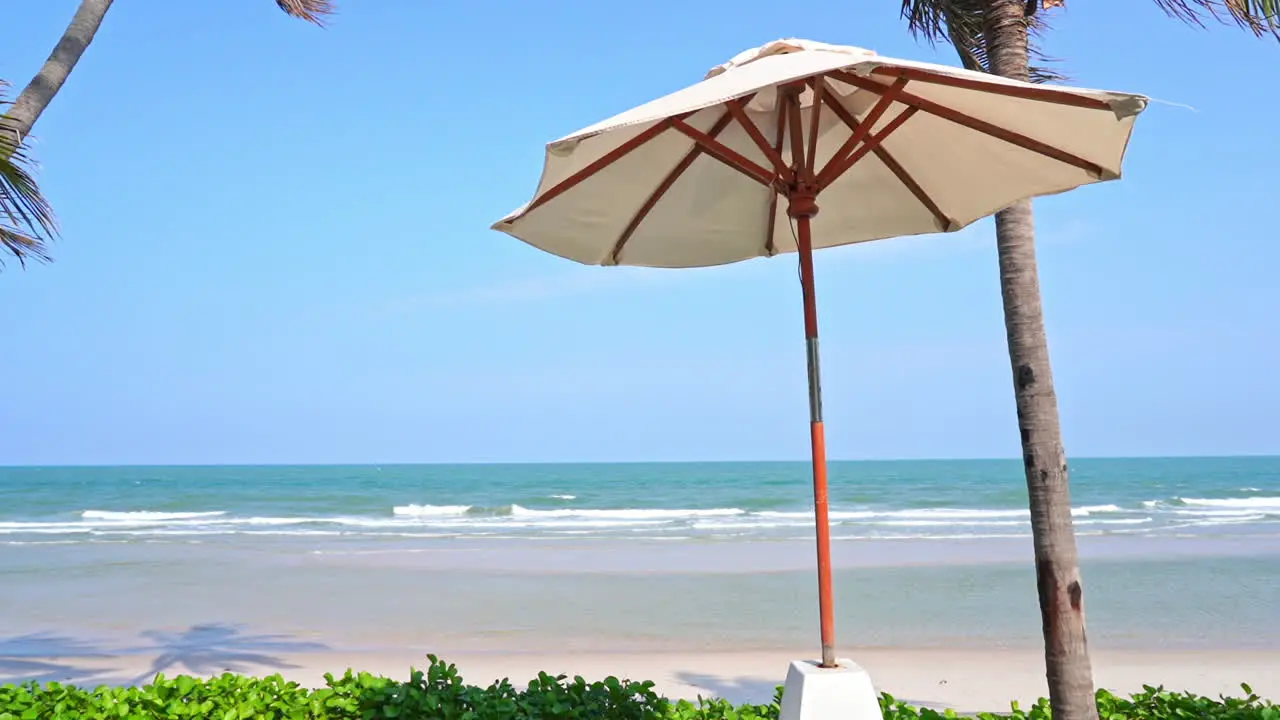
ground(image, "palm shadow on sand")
xmin=0 ymin=632 xmax=116 ymax=686
xmin=675 ymin=671 xmax=782 ymax=705
xmin=124 ymin=623 xmax=330 ymax=684
xmin=674 ymin=670 xmax=947 ymax=710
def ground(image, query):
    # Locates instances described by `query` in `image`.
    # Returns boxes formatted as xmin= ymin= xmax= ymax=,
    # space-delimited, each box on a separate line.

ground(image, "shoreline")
xmin=3 ymin=647 xmax=1276 ymax=712
xmin=4 ymin=551 xmax=1278 ymax=657
xmin=300 ymin=533 xmax=1280 ymax=573
xmin=12 ymin=532 xmax=1280 ymax=574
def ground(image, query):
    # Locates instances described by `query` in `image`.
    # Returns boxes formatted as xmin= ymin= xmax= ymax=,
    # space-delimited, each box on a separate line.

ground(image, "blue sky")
xmin=2 ymin=2 xmax=1276 ymax=465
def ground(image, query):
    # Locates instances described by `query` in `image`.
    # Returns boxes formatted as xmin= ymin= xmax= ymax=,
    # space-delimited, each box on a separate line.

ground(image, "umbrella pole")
xmin=793 ymin=206 xmax=837 ymax=669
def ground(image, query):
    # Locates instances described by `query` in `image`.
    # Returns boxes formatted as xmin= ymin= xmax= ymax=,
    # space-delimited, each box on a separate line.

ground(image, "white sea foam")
xmin=0 ymin=521 xmax=93 ymax=530
xmin=509 ymin=505 xmax=744 ymax=520
xmin=833 ymin=532 xmax=1031 ymax=542
xmin=0 ymin=525 xmax=94 ymax=534
xmin=758 ymin=510 xmax=877 ymax=520
xmin=1179 ymin=497 xmax=1280 ymax=510
xmin=1076 ymin=504 xmax=1124 ymax=515
xmin=760 ymin=505 xmax=1118 ymax=522
xmin=876 ymin=519 xmax=1028 ymax=528
xmin=1145 ymin=496 xmax=1280 ymax=517
xmin=474 ymin=519 xmax=673 ymax=529
xmin=241 ymin=529 xmax=344 ymax=537
xmin=892 ymin=508 xmax=1030 ymax=519
xmin=0 ymin=492 xmax=1272 ymax=544
xmin=1075 ymin=518 xmax=1152 ymax=526
xmin=1193 ymin=514 xmax=1268 ymax=524
xmin=1171 ymin=508 xmax=1266 ymax=518
xmin=690 ymin=521 xmax=795 ymax=530
xmin=97 ymin=528 xmax=233 ymax=537
xmin=392 ymin=504 xmax=472 ymax=517
xmin=241 ymin=517 xmax=317 ymax=526
xmin=80 ymin=510 xmax=226 ymax=521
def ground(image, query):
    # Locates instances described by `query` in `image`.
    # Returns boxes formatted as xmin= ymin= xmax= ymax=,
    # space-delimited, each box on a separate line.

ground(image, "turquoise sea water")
xmin=1 ymin=458 xmax=1279 ymax=661
xmin=1 ymin=458 xmax=1278 ymax=545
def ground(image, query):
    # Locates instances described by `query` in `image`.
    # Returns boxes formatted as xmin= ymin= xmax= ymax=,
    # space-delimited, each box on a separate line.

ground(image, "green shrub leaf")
xmin=0 ymin=655 xmax=1273 ymax=719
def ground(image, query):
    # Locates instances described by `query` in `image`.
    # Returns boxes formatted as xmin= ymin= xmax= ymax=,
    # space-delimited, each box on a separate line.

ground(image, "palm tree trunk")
xmin=980 ymin=2 xmax=1098 ymax=720
xmin=3 ymin=0 xmax=115 ymax=144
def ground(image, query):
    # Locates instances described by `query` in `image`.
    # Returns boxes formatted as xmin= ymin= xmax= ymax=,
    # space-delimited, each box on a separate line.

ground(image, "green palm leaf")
xmin=1153 ymin=0 xmax=1280 ymax=36
xmin=0 ymin=83 xmax=57 ymax=270
xmin=901 ymin=0 xmax=1279 ymax=83
xmin=275 ymin=0 xmax=335 ymax=25
xmin=900 ymin=0 xmax=1064 ymax=82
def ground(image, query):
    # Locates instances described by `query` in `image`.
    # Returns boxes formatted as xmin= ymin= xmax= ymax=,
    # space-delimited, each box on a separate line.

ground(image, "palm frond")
xmin=275 ymin=0 xmax=336 ymax=26
xmin=1153 ymin=0 xmax=1280 ymax=37
xmin=0 ymin=83 xmax=58 ymax=269
xmin=900 ymin=0 xmax=1065 ymax=83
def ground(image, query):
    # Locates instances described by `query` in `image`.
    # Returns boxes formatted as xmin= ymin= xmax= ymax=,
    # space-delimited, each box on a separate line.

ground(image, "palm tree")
xmin=2 ymin=0 xmax=335 ymax=266
xmin=897 ymin=3 xmax=1278 ymax=720
xmin=1 ymin=84 xmax=56 ymax=269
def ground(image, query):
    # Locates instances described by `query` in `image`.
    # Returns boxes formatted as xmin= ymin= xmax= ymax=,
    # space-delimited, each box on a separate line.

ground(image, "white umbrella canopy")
xmin=491 ymin=38 xmax=1148 ymax=670
xmin=493 ymin=38 xmax=1147 ymax=269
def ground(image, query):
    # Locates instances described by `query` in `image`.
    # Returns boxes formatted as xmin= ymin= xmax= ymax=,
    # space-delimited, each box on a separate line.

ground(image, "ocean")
xmin=2 ymin=457 xmax=1278 ymax=546
xmin=2 ymin=458 xmax=1279 ymax=665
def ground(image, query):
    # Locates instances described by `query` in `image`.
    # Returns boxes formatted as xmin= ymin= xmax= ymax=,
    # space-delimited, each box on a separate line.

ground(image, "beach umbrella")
xmin=492 ymin=38 xmax=1147 ymax=670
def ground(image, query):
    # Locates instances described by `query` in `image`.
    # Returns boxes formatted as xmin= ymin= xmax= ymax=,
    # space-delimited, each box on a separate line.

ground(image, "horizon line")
xmin=2 ymin=453 xmax=1278 ymax=470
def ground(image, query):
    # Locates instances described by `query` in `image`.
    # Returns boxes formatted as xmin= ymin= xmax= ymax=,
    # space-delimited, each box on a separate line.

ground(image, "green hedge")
xmin=0 ymin=654 xmax=1274 ymax=720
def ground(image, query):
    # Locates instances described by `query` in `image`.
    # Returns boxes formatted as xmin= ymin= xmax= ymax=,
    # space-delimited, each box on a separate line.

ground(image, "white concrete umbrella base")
xmin=779 ymin=659 xmax=884 ymax=720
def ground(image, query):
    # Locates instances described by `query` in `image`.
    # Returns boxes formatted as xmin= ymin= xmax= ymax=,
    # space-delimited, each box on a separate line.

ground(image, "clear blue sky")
xmin=2 ymin=2 xmax=1276 ymax=465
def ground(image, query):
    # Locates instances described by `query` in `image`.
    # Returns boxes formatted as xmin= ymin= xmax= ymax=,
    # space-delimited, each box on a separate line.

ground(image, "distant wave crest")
xmin=0 ymin=493 xmax=1273 ymax=545
xmin=1178 ymin=496 xmax=1280 ymax=510
xmin=80 ymin=510 xmax=226 ymax=521
xmin=392 ymin=505 xmax=472 ymax=517
xmin=510 ymin=506 xmax=743 ymax=520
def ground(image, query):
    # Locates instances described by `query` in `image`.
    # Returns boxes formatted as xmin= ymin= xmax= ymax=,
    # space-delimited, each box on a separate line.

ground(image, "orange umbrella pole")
xmin=790 ymin=193 xmax=836 ymax=669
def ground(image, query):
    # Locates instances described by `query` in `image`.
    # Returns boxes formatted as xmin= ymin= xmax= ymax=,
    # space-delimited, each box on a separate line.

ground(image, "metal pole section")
xmin=793 ymin=209 xmax=836 ymax=669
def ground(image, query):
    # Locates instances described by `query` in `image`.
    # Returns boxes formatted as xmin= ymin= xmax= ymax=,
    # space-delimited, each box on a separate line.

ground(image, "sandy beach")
xmin=7 ymin=646 xmax=1277 ymax=713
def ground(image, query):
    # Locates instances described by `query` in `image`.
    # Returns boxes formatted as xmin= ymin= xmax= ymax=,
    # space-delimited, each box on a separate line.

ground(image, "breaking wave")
xmin=0 ymin=495 xmax=1275 ymax=544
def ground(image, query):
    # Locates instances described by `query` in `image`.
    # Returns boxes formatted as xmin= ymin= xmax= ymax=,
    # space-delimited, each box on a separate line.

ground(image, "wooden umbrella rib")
xmin=785 ymin=89 xmax=806 ymax=176
xmin=724 ymin=100 xmax=791 ymax=181
xmin=871 ymin=146 xmax=951 ymax=231
xmin=869 ymin=66 xmax=1113 ymax=111
xmin=607 ymin=111 xmax=736 ymax=265
xmin=764 ymin=100 xmax=787 ymax=256
xmin=814 ymin=77 xmax=908 ymax=189
xmin=818 ymin=86 xmax=951 ymax=230
xmin=671 ymin=119 xmax=777 ymax=187
xmin=818 ymin=106 xmax=919 ymax=191
xmin=523 ymin=115 xmax=688 ymax=215
xmin=805 ymin=80 xmax=824 ymax=178
xmin=816 ymin=79 xmax=869 ymax=140
xmin=829 ymin=69 xmax=1104 ymax=178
